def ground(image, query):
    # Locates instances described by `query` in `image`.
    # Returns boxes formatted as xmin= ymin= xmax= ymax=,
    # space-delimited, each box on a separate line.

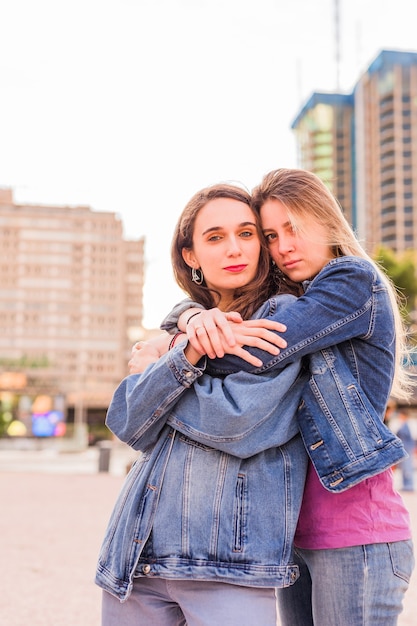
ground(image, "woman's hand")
xmin=128 ymin=342 xmax=161 ymax=373
xmin=185 ymin=308 xmax=287 ymax=365
xmin=128 ymin=334 xmax=172 ymax=374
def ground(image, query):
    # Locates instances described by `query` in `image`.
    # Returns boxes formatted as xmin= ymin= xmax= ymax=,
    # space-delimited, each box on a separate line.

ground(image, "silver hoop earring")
xmin=191 ymin=267 xmax=204 ymax=285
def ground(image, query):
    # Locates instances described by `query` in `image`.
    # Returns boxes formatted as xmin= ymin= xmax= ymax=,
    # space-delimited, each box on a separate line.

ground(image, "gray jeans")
xmin=102 ymin=578 xmax=278 ymax=626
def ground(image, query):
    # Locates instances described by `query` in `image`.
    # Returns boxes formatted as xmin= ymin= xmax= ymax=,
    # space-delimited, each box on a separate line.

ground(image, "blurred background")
xmin=1 ymin=0 xmax=417 ymax=448
xmin=1 ymin=5 xmax=417 ymax=623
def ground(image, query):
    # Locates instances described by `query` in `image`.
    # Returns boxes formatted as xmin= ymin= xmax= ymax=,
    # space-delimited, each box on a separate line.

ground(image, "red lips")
xmin=224 ymin=265 xmax=248 ymax=272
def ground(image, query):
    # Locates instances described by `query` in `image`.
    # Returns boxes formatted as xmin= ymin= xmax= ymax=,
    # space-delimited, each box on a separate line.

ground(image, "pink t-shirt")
xmin=295 ymin=462 xmax=411 ymax=549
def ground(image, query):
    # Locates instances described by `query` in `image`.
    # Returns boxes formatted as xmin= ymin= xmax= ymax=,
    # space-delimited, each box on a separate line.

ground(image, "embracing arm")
xmin=161 ymin=298 xmax=288 ymax=364
xmin=165 ymin=362 xmax=306 ymax=457
xmin=106 ymin=345 xmax=206 ymax=450
xmin=110 ymin=294 xmax=306 ymax=456
xmin=160 ymin=299 xmax=201 ymax=333
xmin=206 ymin=259 xmax=381 ymax=375
xmin=107 ymin=335 xmax=305 ymax=457
xmin=126 ymin=294 xmax=305 ymax=456
xmin=160 ymin=261 xmax=380 ymax=376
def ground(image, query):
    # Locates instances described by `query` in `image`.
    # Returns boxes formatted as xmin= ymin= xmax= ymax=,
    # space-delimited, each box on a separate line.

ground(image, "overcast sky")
xmin=1 ymin=0 xmax=416 ymax=327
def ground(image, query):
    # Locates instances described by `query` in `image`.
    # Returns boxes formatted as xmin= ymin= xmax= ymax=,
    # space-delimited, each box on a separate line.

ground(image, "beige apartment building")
xmin=292 ymin=49 xmax=417 ymax=256
xmin=0 ymin=187 xmax=145 ymax=441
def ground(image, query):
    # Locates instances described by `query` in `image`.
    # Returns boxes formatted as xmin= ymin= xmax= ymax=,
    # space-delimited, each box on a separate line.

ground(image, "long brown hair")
xmin=172 ymin=183 xmax=275 ymax=319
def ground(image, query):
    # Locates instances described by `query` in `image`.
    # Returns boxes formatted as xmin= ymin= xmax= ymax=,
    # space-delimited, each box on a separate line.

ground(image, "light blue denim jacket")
xmin=161 ymin=256 xmax=407 ymax=491
xmin=96 ymin=257 xmax=407 ymax=600
xmin=96 ymin=296 xmax=309 ymax=601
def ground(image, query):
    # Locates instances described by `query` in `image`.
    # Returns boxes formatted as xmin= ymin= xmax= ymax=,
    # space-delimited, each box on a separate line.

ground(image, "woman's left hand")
xmin=128 ymin=341 xmax=162 ymax=374
xmin=186 ymin=309 xmax=287 ymax=363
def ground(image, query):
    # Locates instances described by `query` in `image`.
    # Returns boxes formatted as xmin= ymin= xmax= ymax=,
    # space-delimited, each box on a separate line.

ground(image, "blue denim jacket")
xmin=161 ymin=256 xmax=407 ymax=492
xmin=95 ymin=331 xmax=309 ymax=601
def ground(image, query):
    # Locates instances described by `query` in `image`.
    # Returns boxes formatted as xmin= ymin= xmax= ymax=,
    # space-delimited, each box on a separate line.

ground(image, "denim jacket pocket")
xmin=232 ymin=473 xmax=247 ymax=553
xmin=345 ymin=384 xmax=384 ymax=449
xmin=297 ymin=347 xmax=406 ymax=492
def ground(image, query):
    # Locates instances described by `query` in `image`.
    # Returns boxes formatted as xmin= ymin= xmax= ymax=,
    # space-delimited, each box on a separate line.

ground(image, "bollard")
xmin=98 ymin=440 xmax=112 ymax=473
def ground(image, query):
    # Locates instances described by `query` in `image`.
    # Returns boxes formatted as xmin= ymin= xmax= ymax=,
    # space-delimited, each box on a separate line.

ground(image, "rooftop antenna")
xmin=355 ymin=19 xmax=363 ymax=77
xmin=296 ymin=57 xmax=303 ymax=105
xmin=334 ymin=0 xmax=341 ymax=90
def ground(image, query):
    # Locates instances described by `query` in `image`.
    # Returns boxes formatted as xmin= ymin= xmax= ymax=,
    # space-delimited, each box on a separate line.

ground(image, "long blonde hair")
xmin=252 ymin=168 xmax=414 ymax=400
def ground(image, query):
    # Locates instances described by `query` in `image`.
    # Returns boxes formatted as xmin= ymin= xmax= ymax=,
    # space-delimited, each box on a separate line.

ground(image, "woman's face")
xmin=260 ymin=198 xmax=335 ymax=282
xmin=182 ymin=198 xmax=261 ymax=308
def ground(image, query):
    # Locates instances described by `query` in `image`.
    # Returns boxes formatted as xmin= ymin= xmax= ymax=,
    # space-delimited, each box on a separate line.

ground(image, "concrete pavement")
xmin=0 ymin=445 xmax=416 ymax=625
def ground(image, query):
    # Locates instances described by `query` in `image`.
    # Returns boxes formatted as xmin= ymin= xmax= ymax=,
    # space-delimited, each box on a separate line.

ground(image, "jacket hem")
xmin=95 ymin=559 xmax=299 ymax=602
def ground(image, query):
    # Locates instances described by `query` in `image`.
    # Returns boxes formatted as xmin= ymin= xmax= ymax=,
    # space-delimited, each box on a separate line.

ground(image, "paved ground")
xmin=0 ymin=444 xmax=416 ymax=626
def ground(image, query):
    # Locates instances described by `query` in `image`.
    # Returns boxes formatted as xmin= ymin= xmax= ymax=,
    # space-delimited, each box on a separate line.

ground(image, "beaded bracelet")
xmin=186 ymin=311 xmax=202 ymax=326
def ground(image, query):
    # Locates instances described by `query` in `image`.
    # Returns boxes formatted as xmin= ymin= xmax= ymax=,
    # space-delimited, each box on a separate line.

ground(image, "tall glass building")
xmin=292 ymin=49 xmax=417 ymax=255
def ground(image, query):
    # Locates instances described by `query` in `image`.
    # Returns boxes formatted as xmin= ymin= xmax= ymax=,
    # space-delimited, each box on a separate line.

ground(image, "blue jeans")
xmin=102 ymin=578 xmax=279 ymax=626
xmin=277 ymin=540 xmax=414 ymax=626
xmin=399 ymin=454 xmax=415 ymax=491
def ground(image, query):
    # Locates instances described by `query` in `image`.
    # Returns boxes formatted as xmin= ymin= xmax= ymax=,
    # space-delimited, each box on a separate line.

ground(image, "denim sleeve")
xmin=207 ymin=258 xmax=378 ymax=375
xmin=106 ymin=335 xmax=305 ymax=457
xmin=166 ymin=363 xmax=306 ymax=457
xmin=160 ymin=299 xmax=203 ymax=333
xmin=154 ymin=295 xmax=303 ymax=456
xmin=105 ymin=346 xmax=206 ymax=450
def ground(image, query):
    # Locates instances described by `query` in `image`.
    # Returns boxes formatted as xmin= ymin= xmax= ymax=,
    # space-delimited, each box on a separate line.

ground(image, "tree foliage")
xmin=374 ymin=246 xmax=417 ymax=320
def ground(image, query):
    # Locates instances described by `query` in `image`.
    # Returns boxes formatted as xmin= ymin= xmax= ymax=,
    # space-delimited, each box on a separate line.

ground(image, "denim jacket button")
xmin=184 ymin=371 xmax=193 ymax=378
xmin=290 ymin=570 xmax=297 ymax=581
xmin=142 ymin=564 xmax=151 ymax=574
